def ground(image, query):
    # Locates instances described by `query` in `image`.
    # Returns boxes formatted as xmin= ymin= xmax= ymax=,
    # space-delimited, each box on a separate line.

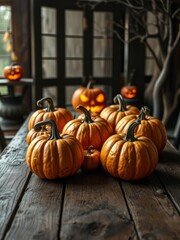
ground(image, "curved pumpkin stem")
xmin=86 ymin=78 xmax=95 ymax=89
xmin=37 ymin=97 xmax=55 ymax=112
xmin=34 ymin=119 xmax=62 ymax=140
xmin=113 ymin=94 xmax=126 ymax=112
xmin=137 ymin=106 xmax=150 ymax=121
xmin=86 ymin=145 xmax=95 ymax=154
xmin=125 ymin=120 xmax=140 ymax=142
xmin=76 ymin=105 xmax=93 ymax=123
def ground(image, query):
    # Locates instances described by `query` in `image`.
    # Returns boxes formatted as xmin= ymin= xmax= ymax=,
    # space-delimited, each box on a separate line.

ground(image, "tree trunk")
xmin=152 ymin=49 xmax=173 ymax=120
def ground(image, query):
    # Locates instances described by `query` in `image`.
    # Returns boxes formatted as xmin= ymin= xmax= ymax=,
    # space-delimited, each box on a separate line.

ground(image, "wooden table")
xmin=0 ymin=116 xmax=180 ymax=240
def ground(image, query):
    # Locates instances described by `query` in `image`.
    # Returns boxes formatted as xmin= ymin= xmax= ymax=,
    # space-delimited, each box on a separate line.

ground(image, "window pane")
xmin=42 ymin=59 xmax=57 ymax=78
xmin=65 ymin=10 xmax=83 ymax=36
xmin=145 ymin=59 xmax=156 ymax=76
xmin=93 ymin=38 xmax=112 ymax=58
xmin=65 ymin=38 xmax=83 ymax=58
xmin=0 ymin=6 xmax=12 ymax=76
xmin=66 ymin=60 xmax=83 ymax=77
xmin=93 ymin=12 xmax=113 ymax=37
xmin=42 ymin=36 xmax=57 ymax=58
xmin=0 ymin=6 xmax=11 ymax=31
xmin=41 ymin=7 xmax=57 ymax=34
xmin=93 ymin=60 xmax=112 ymax=77
xmin=43 ymin=86 xmax=57 ymax=106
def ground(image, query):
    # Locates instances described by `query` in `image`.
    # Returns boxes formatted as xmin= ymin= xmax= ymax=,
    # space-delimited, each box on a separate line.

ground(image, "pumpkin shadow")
xmin=159 ymin=149 xmax=180 ymax=163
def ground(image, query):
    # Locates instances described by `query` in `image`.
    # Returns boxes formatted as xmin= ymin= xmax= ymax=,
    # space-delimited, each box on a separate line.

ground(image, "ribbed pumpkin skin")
xmin=26 ymin=128 xmax=50 ymax=145
xmin=100 ymin=133 xmax=158 ymax=180
xmin=115 ymin=115 xmax=167 ymax=152
xmin=100 ymin=104 xmax=139 ymax=130
xmin=28 ymin=108 xmax=73 ymax=132
xmin=26 ymin=134 xmax=84 ymax=179
xmin=62 ymin=118 xmax=113 ymax=150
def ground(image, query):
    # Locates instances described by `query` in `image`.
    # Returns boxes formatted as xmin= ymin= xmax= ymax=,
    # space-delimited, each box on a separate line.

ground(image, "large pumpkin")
xmin=62 ymin=105 xmax=113 ymax=150
xmin=115 ymin=106 xmax=167 ymax=152
xmin=28 ymin=97 xmax=73 ymax=132
xmin=3 ymin=63 xmax=23 ymax=81
xmin=100 ymin=121 xmax=159 ymax=180
xmin=72 ymin=80 xmax=106 ymax=113
xmin=100 ymin=94 xmax=139 ymax=130
xmin=26 ymin=119 xmax=84 ymax=179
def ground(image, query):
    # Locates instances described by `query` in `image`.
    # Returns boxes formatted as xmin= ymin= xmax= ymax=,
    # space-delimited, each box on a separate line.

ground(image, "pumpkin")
xmin=100 ymin=94 xmax=139 ymax=130
xmin=120 ymin=85 xmax=138 ymax=99
xmin=115 ymin=106 xmax=167 ymax=152
xmin=26 ymin=124 xmax=50 ymax=145
xmin=100 ymin=120 xmax=159 ymax=180
xmin=3 ymin=63 xmax=23 ymax=81
xmin=26 ymin=119 xmax=84 ymax=179
xmin=28 ymin=97 xmax=73 ymax=132
xmin=72 ymin=79 xmax=106 ymax=113
xmin=62 ymin=105 xmax=113 ymax=150
xmin=82 ymin=145 xmax=100 ymax=170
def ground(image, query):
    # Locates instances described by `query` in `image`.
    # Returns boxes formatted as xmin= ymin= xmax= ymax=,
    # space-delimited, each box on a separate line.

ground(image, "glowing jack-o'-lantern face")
xmin=120 ymin=85 xmax=138 ymax=99
xmin=72 ymin=80 xmax=106 ymax=113
xmin=3 ymin=63 xmax=23 ymax=81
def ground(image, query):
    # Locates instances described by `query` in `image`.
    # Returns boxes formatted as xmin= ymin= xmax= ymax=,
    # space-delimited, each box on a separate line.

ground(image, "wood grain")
xmin=60 ymin=169 xmax=137 ymax=240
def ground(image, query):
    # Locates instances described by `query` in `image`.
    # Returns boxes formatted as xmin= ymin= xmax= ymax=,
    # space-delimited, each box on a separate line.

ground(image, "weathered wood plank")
xmin=60 ymin=169 xmax=137 ymax=240
xmin=121 ymin=173 xmax=180 ymax=240
xmin=4 ymin=175 xmax=64 ymax=240
xmin=0 ymin=117 xmax=30 ymax=238
xmin=156 ymin=141 xmax=180 ymax=212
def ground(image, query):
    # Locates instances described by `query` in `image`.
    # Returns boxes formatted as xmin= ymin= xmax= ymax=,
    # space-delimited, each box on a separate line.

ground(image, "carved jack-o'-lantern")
xmin=3 ymin=63 xmax=23 ymax=81
xmin=72 ymin=80 xmax=106 ymax=113
xmin=120 ymin=85 xmax=138 ymax=99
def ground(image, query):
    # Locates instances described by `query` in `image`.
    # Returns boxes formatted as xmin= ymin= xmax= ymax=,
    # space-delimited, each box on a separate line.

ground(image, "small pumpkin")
xmin=120 ymin=85 xmax=138 ymax=99
xmin=28 ymin=97 xmax=73 ymax=132
xmin=115 ymin=106 xmax=167 ymax=152
xmin=3 ymin=63 xmax=23 ymax=81
xmin=82 ymin=145 xmax=100 ymax=170
xmin=100 ymin=94 xmax=139 ymax=130
xmin=26 ymin=124 xmax=50 ymax=145
xmin=72 ymin=79 xmax=106 ymax=113
xmin=62 ymin=105 xmax=113 ymax=150
xmin=100 ymin=120 xmax=159 ymax=180
xmin=26 ymin=119 xmax=84 ymax=179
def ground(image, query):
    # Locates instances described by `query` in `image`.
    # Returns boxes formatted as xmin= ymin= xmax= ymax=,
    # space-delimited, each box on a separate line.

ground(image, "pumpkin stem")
xmin=87 ymin=78 xmax=95 ymax=89
xmin=137 ymin=106 xmax=150 ymax=121
xmin=125 ymin=120 xmax=140 ymax=142
xmin=76 ymin=105 xmax=93 ymax=123
xmin=37 ymin=97 xmax=55 ymax=112
xmin=34 ymin=119 xmax=62 ymax=140
xmin=113 ymin=94 xmax=126 ymax=111
xmin=87 ymin=145 xmax=94 ymax=154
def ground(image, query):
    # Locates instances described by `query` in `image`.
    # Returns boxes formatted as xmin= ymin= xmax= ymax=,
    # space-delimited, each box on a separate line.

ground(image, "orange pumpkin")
xmin=100 ymin=121 xmax=159 ymax=180
xmin=28 ymin=97 xmax=73 ymax=132
xmin=72 ymin=80 xmax=106 ymax=113
xmin=120 ymin=85 xmax=138 ymax=99
xmin=100 ymin=94 xmax=139 ymax=130
xmin=62 ymin=105 xmax=113 ymax=150
xmin=26 ymin=124 xmax=50 ymax=145
xmin=26 ymin=119 xmax=84 ymax=179
xmin=115 ymin=106 xmax=167 ymax=152
xmin=3 ymin=63 xmax=23 ymax=81
xmin=82 ymin=145 xmax=101 ymax=170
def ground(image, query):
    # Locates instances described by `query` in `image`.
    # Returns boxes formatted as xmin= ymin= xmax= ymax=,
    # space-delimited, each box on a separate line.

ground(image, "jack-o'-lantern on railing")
xmin=3 ymin=63 xmax=23 ymax=81
xmin=120 ymin=85 xmax=138 ymax=99
xmin=72 ymin=79 xmax=106 ymax=113
xmin=120 ymin=69 xmax=138 ymax=99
